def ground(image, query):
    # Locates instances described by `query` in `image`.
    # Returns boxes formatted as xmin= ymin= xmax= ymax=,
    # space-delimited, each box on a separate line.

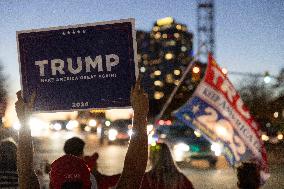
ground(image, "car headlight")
xmin=66 ymin=120 xmax=79 ymax=130
xmin=108 ymin=129 xmax=118 ymax=141
xmin=88 ymin=119 xmax=97 ymax=127
xmin=174 ymin=143 xmax=190 ymax=152
xmin=211 ymin=142 xmax=223 ymax=156
xmin=173 ymin=143 xmax=189 ymax=162
xmin=53 ymin=123 xmax=62 ymax=131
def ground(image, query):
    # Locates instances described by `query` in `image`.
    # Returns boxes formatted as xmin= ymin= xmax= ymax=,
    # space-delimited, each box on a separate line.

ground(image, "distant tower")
xmin=197 ymin=0 xmax=215 ymax=63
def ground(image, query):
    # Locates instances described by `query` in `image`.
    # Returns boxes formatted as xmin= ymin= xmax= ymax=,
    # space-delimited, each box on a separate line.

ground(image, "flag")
xmin=174 ymin=54 xmax=269 ymax=184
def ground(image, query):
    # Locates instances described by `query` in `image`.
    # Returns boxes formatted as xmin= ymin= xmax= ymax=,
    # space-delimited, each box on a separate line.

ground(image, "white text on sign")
xmin=35 ymin=54 xmax=119 ymax=76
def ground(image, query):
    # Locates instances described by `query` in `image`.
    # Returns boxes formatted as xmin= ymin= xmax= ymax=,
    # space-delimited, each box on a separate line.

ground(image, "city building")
xmin=137 ymin=17 xmax=202 ymax=119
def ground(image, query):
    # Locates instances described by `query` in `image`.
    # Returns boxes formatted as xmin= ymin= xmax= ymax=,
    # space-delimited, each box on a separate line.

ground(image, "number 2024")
xmin=72 ymin=102 xmax=89 ymax=108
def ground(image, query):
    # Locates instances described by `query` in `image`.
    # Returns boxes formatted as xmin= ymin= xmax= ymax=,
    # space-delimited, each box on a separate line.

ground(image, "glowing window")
xmin=174 ymin=33 xmax=180 ymax=38
xmin=165 ymin=53 xmax=173 ymax=60
xmin=174 ymin=69 xmax=181 ymax=75
xmin=154 ymin=80 xmax=163 ymax=87
xmin=154 ymin=32 xmax=161 ymax=39
xmin=153 ymin=26 xmax=159 ymax=32
xmin=166 ymin=74 xmax=174 ymax=83
xmin=181 ymin=46 xmax=187 ymax=52
xmin=193 ymin=66 xmax=200 ymax=73
xmin=157 ymin=17 xmax=173 ymax=26
xmin=140 ymin=67 xmax=146 ymax=73
xmin=154 ymin=92 xmax=164 ymax=100
xmin=154 ymin=70 xmax=161 ymax=76
xmin=176 ymin=25 xmax=182 ymax=30
xmin=174 ymin=80 xmax=180 ymax=85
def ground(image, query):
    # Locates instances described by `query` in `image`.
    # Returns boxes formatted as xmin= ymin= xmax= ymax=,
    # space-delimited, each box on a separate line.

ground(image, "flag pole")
xmin=154 ymin=44 xmax=206 ymax=123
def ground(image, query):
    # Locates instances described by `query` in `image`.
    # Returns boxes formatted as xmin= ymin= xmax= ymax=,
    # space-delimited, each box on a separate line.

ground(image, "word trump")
xmin=35 ymin=54 xmax=119 ymax=76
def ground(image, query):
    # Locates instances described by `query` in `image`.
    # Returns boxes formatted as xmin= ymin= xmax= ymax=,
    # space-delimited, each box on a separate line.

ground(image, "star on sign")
xmin=183 ymin=114 xmax=191 ymax=121
xmin=192 ymin=105 xmax=200 ymax=114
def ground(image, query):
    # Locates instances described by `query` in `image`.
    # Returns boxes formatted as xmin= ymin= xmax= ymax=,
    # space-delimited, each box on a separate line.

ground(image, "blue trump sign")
xmin=17 ymin=19 xmax=138 ymax=112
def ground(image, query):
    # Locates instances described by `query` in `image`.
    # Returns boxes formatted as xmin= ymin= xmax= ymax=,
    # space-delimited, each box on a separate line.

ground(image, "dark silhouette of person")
xmin=141 ymin=142 xmax=194 ymax=189
xmin=237 ymin=162 xmax=261 ymax=189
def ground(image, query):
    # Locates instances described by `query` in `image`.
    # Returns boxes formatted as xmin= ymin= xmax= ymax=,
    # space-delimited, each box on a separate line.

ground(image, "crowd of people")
xmin=0 ymin=79 xmax=262 ymax=189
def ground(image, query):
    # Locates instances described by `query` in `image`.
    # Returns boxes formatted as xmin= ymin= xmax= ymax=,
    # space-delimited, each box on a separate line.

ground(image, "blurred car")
xmin=105 ymin=119 xmax=133 ymax=144
xmin=49 ymin=120 xmax=79 ymax=131
xmin=78 ymin=118 xmax=99 ymax=133
xmin=155 ymin=123 xmax=221 ymax=167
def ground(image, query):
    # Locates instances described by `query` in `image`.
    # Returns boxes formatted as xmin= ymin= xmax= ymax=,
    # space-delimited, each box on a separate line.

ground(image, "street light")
xmin=264 ymin=71 xmax=271 ymax=83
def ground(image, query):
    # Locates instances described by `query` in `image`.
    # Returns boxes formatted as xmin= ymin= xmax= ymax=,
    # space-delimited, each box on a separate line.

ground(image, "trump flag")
xmin=174 ymin=54 xmax=269 ymax=183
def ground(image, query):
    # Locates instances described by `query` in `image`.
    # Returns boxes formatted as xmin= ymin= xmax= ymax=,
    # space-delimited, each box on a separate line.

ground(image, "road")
xmin=31 ymin=130 xmax=283 ymax=189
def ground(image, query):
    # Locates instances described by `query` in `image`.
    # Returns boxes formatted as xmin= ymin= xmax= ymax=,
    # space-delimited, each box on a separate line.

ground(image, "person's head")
xmin=0 ymin=138 xmax=17 ymax=171
xmin=148 ymin=143 xmax=183 ymax=188
xmin=63 ymin=137 xmax=85 ymax=157
xmin=49 ymin=155 xmax=91 ymax=189
xmin=237 ymin=162 xmax=261 ymax=189
xmin=149 ymin=142 xmax=177 ymax=170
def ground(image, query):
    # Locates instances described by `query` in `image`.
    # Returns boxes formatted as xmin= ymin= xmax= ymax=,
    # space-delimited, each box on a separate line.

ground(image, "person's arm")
xmin=115 ymin=78 xmax=149 ymax=189
xmin=15 ymin=91 xmax=40 ymax=189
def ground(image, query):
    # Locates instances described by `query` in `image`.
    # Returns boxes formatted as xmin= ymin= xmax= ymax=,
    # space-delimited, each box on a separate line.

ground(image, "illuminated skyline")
xmin=0 ymin=0 xmax=283 ymax=123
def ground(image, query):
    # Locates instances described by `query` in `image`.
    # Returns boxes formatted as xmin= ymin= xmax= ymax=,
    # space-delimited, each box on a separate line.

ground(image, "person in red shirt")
xmin=141 ymin=143 xmax=194 ymax=189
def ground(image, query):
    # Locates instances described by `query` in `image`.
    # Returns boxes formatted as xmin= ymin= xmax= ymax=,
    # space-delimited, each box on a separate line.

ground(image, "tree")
xmin=0 ymin=61 xmax=8 ymax=122
xmin=237 ymin=76 xmax=272 ymax=130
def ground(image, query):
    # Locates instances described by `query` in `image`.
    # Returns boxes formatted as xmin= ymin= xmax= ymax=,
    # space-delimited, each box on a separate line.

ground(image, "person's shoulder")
xmin=0 ymin=170 xmax=18 ymax=178
xmin=179 ymin=173 xmax=194 ymax=189
xmin=0 ymin=170 xmax=19 ymax=188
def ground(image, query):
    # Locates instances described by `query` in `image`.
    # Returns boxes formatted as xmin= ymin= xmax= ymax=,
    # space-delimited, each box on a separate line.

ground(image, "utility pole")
xmin=197 ymin=0 xmax=215 ymax=63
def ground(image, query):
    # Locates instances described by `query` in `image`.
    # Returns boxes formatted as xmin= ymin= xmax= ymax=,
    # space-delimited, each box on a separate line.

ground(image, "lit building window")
xmin=174 ymin=69 xmax=181 ymax=75
xmin=154 ymin=80 xmax=163 ymax=87
xmin=193 ymin=66 xmax=200 ymax=73
xmin=157 ymin=17 xmax=174 ymax=26
xmin=154 ymin=70 xmax=161 ymax=76
xmin=174 ymin=80 xmax=180 ymax=85
xmin=162 ymin=34 xmax=167 ymax=39
xmin=176 ymin=24 xmax=182 ymax=30
xmin=181 ymin=46 xmax=187 ymax=52
xmin=140 ymin=67 xmax=146 ymax=73
xmin=153 ymin=26 xmax=159 ymax=32
xmin=166 ymin=40 xmax=176 ymax=46
xmin=154 ymin=32 xmax=161 ymax=39
xmin=142 ymin=54 xmax=148 ymax=59
xmin=166 ymin=74 xmax=174 ymax=83
xmin=154 ymin=91 xmax=164 ymax=100
xmin=165 ymin=53 xmax=173 ymax=60
xmin=174 ymin=33 xmax=180 ymax=38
